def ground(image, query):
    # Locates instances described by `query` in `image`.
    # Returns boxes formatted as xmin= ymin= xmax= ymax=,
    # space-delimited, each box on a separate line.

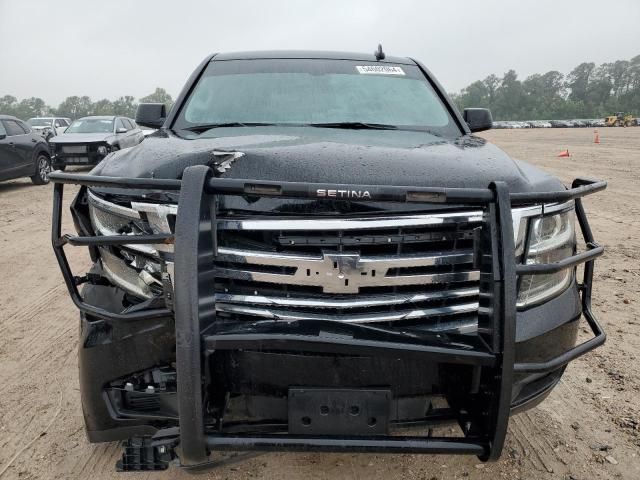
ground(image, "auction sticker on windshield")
xmin=356 ymin=65 xmax=405 ymax=75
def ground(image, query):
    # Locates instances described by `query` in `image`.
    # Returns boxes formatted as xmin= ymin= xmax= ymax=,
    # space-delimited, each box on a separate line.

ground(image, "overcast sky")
xmin=1 ymin=0 xmax=639 ymax=105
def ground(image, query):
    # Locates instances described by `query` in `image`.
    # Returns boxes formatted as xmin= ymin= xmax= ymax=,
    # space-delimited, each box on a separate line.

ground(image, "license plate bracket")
xmin=62 ymin=146 xmax=87 ymax=154
xmin=288 ymin=388 xmax=391 ymax=435
xmin=66 ymin=157 xmax=89 ymax=164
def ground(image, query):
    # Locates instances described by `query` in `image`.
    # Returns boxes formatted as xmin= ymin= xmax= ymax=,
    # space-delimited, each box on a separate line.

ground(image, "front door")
xmin=0 ymin=120 xmax=27 ymax=181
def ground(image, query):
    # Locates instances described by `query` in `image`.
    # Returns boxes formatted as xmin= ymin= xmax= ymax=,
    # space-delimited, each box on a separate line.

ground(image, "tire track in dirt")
xmin=0 ymin=373 xmax=68 ymax=474
xmin=0 ymin=300 xmax=77 ymax=386
xmin=0 ymin=344 xmax=77 ymax=478
xmin=1 ymin=327 xmax=76 ymax=398
xmin=511 ymin=418 xmax=555 ymax=474
xmin=75 ymin=443 xmax=122 ymax=478
xmin=0 ymin=284 xmax=65 ymax=327
xmin=0 ymin=307 xmax=74 ymax=366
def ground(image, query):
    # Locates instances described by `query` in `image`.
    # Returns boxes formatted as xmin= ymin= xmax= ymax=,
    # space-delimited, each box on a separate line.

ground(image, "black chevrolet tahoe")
xmin=49 ymin=50 xmax=606 ymax=472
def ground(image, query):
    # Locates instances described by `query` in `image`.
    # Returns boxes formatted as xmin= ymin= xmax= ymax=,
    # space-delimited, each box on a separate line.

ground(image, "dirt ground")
xmin=0 ymin=127 xmax=638 ymax=480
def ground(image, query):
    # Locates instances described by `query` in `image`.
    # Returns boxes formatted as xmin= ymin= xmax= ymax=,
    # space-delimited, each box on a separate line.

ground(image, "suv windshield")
xmin=66 ymin=118 xmax=114 ymax=134
xmin=173 ymin=59 xmax=461 ymax=137
xmin=27 ymin=118 xmax=52 ymax=127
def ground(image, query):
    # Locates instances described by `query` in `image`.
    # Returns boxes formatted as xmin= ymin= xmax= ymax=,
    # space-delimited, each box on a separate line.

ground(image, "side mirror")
xmin=116 ymin=127 xmax=128 ymax=134
xmin=136 ymin=103 xmax=166 ymax=129
xmin=463 ymin=108 xmax=493 ymax=133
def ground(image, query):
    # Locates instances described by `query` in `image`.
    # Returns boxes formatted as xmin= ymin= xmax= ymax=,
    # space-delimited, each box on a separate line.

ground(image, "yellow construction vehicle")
xmin=605 ymin=112 xmax=634 ymax=127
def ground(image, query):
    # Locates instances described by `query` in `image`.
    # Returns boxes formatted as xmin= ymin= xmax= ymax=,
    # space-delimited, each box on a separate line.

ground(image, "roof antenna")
xmin=374 ymin=43 xmax=385 ymax=61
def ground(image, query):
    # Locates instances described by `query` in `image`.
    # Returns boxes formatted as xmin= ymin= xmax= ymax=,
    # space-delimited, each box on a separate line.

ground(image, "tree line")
xmin=451 ymin=55 xmax=640 ymax=121
xmin=0 ymin=88 xmax=173 ymax=120
xmin=4 ymin=56 xmax=640 ymax=123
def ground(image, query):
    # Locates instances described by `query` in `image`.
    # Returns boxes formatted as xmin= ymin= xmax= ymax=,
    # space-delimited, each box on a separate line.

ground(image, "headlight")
xmin=87 ymin=190 xmax=176 ymax=299
xmin=517 ymin=208 xmax=576 ymax=307
xmin=97 ymin=145 xmax=109 ymax=156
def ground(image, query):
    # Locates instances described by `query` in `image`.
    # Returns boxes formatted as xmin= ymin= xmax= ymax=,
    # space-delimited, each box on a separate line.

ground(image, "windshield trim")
xmin=180 ymin=122 xmax=447 ymax=136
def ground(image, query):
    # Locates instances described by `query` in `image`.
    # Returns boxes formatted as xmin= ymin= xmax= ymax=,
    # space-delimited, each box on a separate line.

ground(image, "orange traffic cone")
xmin=558 ymin=149 xmax=570 ymax=158
xmin=594 ymin=129 xmax=600 ymax=144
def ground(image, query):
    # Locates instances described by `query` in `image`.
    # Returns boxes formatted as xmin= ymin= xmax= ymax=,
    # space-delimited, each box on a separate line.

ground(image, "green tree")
xmin=522 ymin=71 xmax=565 ymax=119
xmin=0 ymin=95 xmax=19 ymax=117
xmin=605 ymin=60 xmax=630 ymax=96
xmin=15 ymin=97 xmax=48 ymax=119
xmin=494 ymin=70 xmax=527 ymax=119
xmin=56 ymin=96 xmax=93 ymax=119
xmin=139 ymin=87 xmax=173 ymax=110
xmin=92 ymin=98 xmax=115 ymax=115
xmin=112 ymin=96 xmax=137 ymax=117
xmin=566 ymin=62 xmax=596 ymax=104
xmin=483 ymin=74 xmax=500 ymax=105
xmin=457 ymin=80 xmax=489 ymax=108
xmin=586 ymin=65 xmax=613 ymax=116
xmin=454 ymin=54 xmax=640 ymax=120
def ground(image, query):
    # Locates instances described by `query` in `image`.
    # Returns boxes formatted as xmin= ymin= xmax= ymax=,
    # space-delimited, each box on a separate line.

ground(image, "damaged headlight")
xmin=517 ymin=207 xmax=576 ymax=308
xmin=97 ymin=145 xmax=110 ymax=156
xmin=87 ymin=190 xmax=176 ymax=299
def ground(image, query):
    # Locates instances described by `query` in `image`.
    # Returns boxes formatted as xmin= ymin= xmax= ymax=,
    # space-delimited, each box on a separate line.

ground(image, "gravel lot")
xmin=0 ymin=127 xmax=638 ymax=479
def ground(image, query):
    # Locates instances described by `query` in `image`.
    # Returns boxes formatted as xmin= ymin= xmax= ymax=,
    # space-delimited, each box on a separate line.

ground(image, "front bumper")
xmin=52 ymin=144 xmax=109 ymax=166
xmin=50 ymin=168 xmax=606 ymax=469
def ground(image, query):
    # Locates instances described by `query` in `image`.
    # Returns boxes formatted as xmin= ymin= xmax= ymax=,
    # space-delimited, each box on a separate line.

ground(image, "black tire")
xmin=30 ymin=153 xmax=51 ymax=185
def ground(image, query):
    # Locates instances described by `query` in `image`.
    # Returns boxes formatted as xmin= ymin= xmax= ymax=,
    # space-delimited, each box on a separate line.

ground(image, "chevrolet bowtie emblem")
xmin=305 ymin=252 xmax=373 ymax=294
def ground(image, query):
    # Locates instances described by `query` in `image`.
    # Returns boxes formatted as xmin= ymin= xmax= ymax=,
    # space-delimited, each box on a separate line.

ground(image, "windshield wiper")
xmin=309 ymin=122 xmax=398 ymax=130
xmin=184 ymin=122 xmax=278 ymax=133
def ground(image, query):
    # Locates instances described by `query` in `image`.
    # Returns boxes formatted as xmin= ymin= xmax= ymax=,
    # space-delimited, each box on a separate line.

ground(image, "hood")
xmin=50 ymin=132 xmax=115 ymax=144
xmin=92 ymin=126 xmax=563 ymax=213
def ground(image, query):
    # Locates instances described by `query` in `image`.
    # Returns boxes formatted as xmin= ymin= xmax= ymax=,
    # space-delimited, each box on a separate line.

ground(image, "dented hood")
xmin=92 ymin=126 xmax=562 ymax=212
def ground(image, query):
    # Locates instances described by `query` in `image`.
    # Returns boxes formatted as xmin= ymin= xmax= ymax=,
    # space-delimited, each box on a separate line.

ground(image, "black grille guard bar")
xmin=49 ymin=172 xmax=606 ymax=205
xmin=49 ymin=169 xmax=606 ymax=464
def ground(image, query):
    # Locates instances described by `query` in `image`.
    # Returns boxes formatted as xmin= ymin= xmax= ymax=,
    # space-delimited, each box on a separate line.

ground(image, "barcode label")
xmin=356 ymin=65 xmax=405 ymax=75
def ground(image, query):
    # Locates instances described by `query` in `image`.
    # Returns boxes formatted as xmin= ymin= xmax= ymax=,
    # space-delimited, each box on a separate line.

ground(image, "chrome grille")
xmin=87 ymin=192 xmax=570 ymax=332
xmin=62 ymin=145 xmax=87 ymax=154
xmin=214 ymin=213 xmax=483 ymax=332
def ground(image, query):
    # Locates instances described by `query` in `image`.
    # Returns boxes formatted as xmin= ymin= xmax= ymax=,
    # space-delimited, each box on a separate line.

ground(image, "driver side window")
xmin=3 ymin=120 xmax=25 ymax=136
xmin=0 ymin=121 xmax=6 ymax=136
xmin=115 ymin=118 xmax=127 ymax=131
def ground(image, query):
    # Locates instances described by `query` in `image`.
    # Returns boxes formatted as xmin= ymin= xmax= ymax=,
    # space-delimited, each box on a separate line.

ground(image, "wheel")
xmin=31 ymin=153 xmax=51 ymax=185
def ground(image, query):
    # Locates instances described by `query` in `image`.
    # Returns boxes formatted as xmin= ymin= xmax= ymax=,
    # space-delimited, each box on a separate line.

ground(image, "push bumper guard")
xmin=50 ymin=167 xmax=606 ymax=468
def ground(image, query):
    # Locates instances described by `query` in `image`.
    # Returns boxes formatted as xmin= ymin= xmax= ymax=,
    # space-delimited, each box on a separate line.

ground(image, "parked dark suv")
xmin=49 ymin=50 xmax=606 ymax=472
xmin=0 ymin=114 xmax=51 ymax=184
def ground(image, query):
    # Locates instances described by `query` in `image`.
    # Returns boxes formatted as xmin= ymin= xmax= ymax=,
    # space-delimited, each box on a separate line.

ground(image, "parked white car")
xmin=27 ymin=117 xmax=72 ymax=140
